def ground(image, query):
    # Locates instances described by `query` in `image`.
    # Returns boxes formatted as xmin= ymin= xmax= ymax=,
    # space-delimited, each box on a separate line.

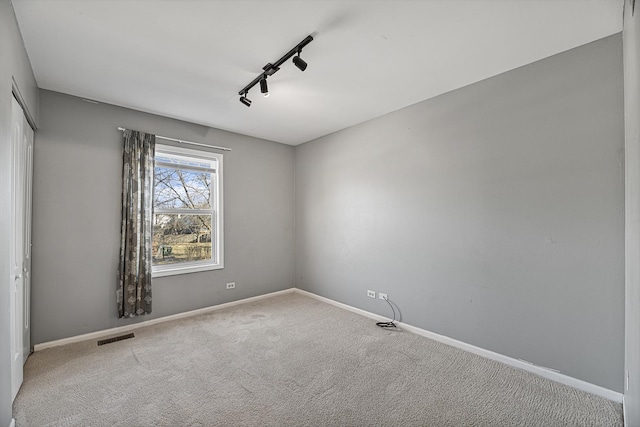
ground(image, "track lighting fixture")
xmin=238 ymin=34 xmax=313 ymax=107
xmin=239 ymin=94 xmax=251 ymax=107
xmin=293 ymin=51 xmax=307 ymax=72
xmin=260 ymin=77 xmax=269 ymax=97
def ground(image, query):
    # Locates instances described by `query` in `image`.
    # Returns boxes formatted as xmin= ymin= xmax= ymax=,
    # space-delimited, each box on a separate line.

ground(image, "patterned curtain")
xmin=117 ymin=130 xmax=155 ymax=318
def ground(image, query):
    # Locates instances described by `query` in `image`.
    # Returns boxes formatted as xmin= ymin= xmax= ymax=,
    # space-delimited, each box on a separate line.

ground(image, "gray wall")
xmin=295 ymin=35 xmax=624 ymax=392
xmin=0 ymin=1 xmax=38 ymax=426
xmin=624 ymin=0 xmax=640 ymax=422
xmin=31 ymin=90 xmax=295 ymax=344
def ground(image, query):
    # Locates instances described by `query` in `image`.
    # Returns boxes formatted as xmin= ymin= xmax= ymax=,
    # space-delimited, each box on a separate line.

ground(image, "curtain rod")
xmin=117 ymin=127 xmax=232 ymax=152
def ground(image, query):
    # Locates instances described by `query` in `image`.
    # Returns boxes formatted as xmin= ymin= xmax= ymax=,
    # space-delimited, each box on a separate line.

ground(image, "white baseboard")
xmin=9 ymin=418 xmax=15 ymax=427
xmin=294 ymin=288 xmax=623 ymax=404
xmin=32 ymin=286 xmax=623 ymax=404
xmin=34 ymin=288 xmax=295 ymax=352
xmin=295 ymin=288 xmax=390 ymax=322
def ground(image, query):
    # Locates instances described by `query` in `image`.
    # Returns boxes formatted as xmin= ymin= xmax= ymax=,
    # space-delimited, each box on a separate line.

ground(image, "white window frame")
xmin=152 ymin=143 xmax=224 ymax=277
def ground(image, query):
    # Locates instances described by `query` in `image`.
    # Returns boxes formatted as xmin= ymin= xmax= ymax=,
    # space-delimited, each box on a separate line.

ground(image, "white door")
xmin=23 ymin=118 xmax=33 ymax=362
xmin=10 ymin=96 xmax=25 ymax=401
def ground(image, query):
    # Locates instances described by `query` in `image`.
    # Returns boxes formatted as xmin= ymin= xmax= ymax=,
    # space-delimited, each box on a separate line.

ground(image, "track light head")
xmin=260 ymin=77 xmax=269 ymax=97
xmin=239 ymin=94 xmax=251 ymax=107
xmin=293 ymin=53 xmax=307 ymax=71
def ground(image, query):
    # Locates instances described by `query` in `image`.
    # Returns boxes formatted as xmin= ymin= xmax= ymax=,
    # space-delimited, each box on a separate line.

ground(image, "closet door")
xmin=23 ymin=118 xmax=34 ymax=362
xmin=10 ymin=96 xmax=25 ymax=401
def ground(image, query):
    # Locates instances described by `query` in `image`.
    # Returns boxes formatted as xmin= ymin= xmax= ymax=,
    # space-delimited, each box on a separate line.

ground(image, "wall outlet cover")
xmin=367 ymin=290 xmax=376 ymax=298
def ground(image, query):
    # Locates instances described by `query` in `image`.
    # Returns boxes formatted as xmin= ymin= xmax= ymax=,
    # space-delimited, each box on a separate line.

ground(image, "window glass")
xmin=152 ymin=144 xmax=223 ymax=276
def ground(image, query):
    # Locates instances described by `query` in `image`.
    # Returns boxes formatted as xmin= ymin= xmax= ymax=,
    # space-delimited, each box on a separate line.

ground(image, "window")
xmin=152 ymin=144 xmax=223 ymax=276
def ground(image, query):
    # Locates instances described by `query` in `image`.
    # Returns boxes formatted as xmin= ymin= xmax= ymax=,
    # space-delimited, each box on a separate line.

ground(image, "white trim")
xmin=293 ymin=289 xmax=623 ymax=404
xmin=152 ymin=143 xmax=224 ymax=276
xmin=152 ymin=261 xmax=223 ymax=278
xmin=624 ymin=395 xmax=627 ymax=427
xmin=34 ymin=288 xmax=295 ymax=351
xmin=11 ymin=78 xmax=36 ymax=130
xmin=9 ymin=418 xmax=15 ymax=427
xmin=294 ymin=289 xmax=390 ymax=323
xmin=32 ymin=287 xmax=623 ymax=404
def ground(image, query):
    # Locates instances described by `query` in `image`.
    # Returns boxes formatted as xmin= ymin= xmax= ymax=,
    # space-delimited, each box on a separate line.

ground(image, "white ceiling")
xmin=11 ymin=0 xmax=623 ymax=145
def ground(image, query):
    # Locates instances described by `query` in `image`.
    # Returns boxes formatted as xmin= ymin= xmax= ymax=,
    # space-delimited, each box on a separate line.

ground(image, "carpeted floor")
xmin=13 ymin=292 xmax=623 ymax=426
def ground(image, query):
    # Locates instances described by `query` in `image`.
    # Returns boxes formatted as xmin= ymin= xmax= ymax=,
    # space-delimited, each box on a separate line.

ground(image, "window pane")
xmin=154 ymin=166 xmax=211 ymax=209
xmin=156 ymin=153 xmax=216 ymax=169
xmin=152 ymin=214 xmax=213 ymax=265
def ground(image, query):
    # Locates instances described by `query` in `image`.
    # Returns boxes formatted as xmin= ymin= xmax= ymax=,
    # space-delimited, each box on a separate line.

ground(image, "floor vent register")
xmin=97 ymin=333 xmax=135 ymax=346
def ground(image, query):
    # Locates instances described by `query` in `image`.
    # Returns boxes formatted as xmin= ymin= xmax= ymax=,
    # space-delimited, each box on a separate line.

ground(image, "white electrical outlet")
xmin=226 ymin=282 xmax=236 ymax=289
xmin=379 ymin=293 xmax=388 ymax=300
xmin=367 ymin=290 xmax=376 ymax=298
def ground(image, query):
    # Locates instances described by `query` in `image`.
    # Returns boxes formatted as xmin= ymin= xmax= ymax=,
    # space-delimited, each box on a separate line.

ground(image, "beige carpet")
xmin=13 ymin=292 xmax=622 ymax=426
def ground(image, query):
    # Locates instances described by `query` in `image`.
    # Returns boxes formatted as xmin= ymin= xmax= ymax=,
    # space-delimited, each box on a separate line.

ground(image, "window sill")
xmin=152 ymin=262 xmax=223 ymax=278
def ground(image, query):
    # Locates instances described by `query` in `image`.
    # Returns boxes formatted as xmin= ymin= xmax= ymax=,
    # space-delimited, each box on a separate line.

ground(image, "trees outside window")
xmin=152 ymin=144 xmax=223 ymax=276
